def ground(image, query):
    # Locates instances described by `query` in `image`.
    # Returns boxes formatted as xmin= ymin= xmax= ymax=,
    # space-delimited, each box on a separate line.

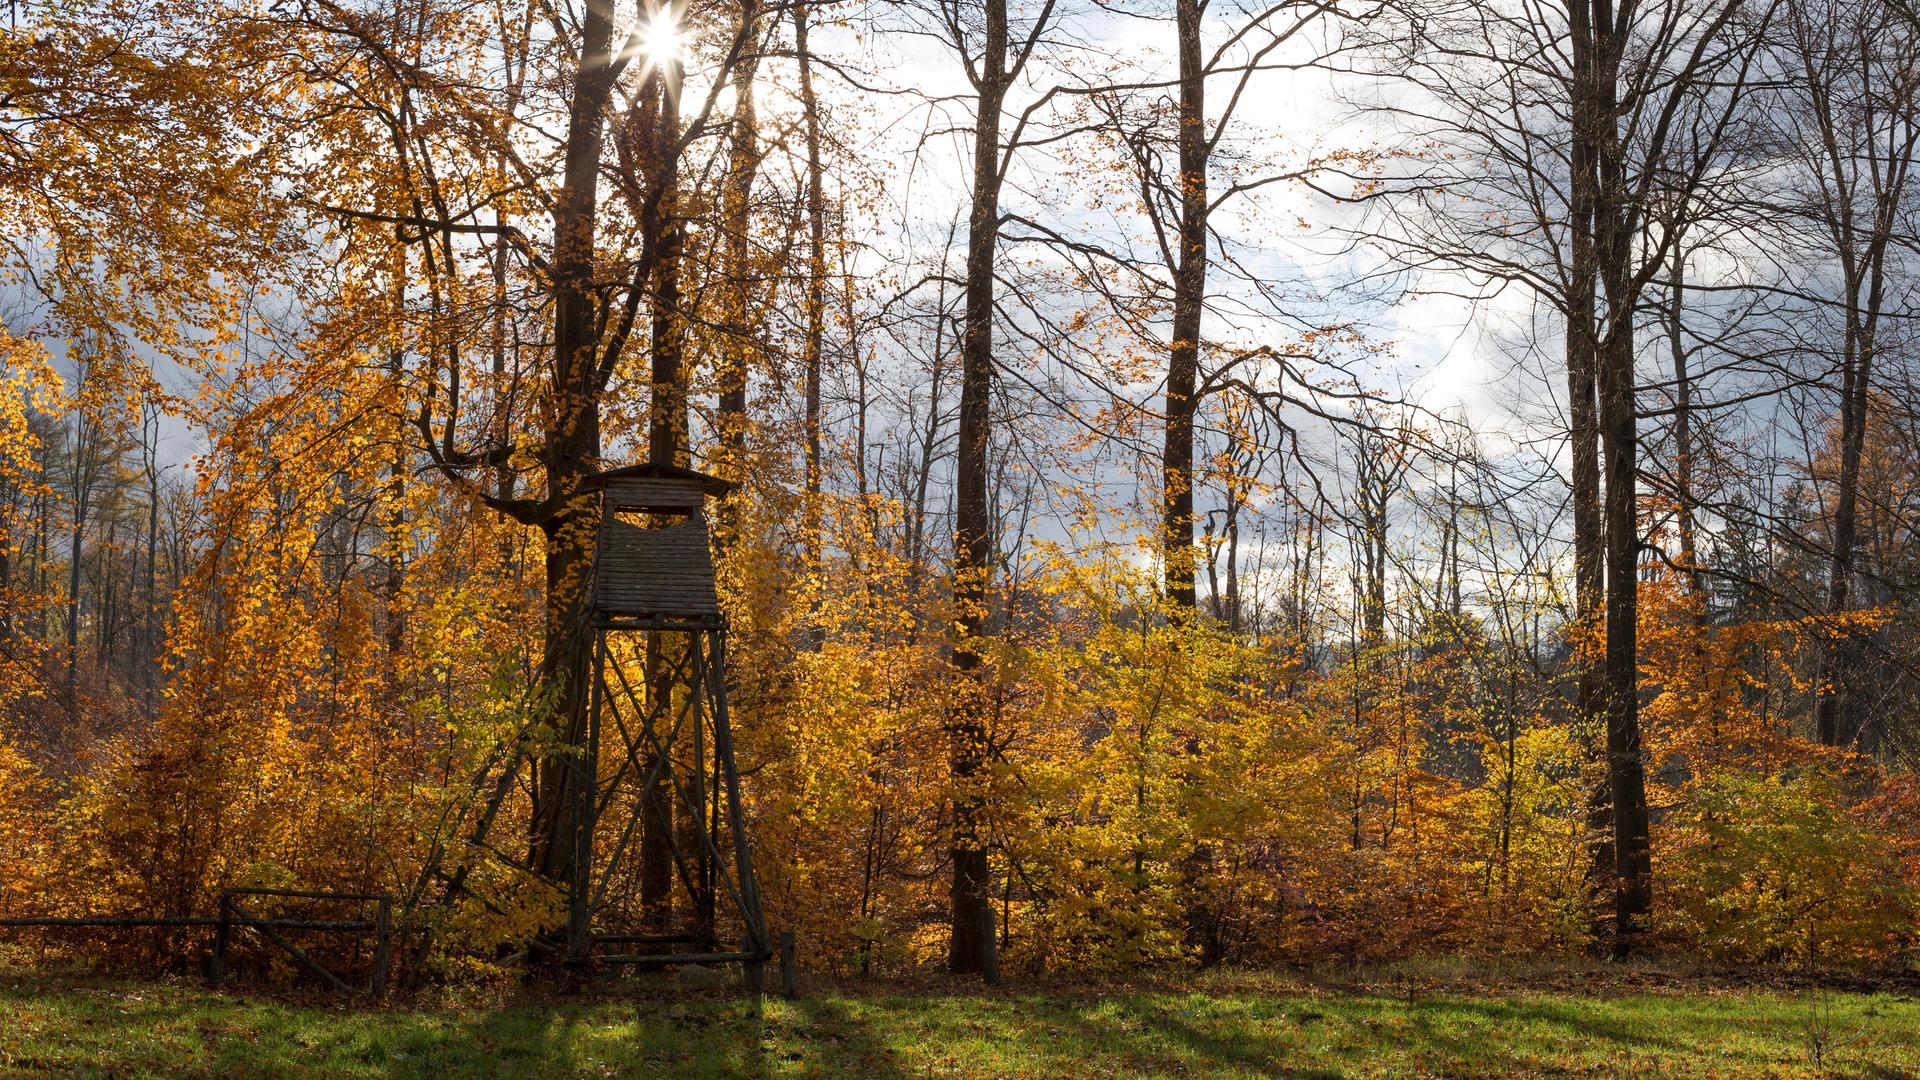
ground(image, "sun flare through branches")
xmin=630 ymin=3 xmax=684 ymax=73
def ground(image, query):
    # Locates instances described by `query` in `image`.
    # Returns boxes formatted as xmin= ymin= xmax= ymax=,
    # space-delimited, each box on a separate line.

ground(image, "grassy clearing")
xmin=2 ymin=969 xmax=1918 ymax=1078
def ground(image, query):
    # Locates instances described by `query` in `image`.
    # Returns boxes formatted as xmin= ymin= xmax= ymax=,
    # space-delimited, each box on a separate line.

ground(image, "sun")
xmin=636 ymin=6 xmax=685 ymax=70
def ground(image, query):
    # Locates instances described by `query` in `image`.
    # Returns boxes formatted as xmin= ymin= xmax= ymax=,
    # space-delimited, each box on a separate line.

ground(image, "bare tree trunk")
xmin=1566 ymin=0 xmax=1615 ymax=921
xmin=97 ymin=513 xmax=120 ymax=670
xmin=948 ymin=0 xmax=1010 ymax=978
xmin=386 ymin=272 xmax=409 ymax=661
xmin=716 ymin=0 xmax=762 ymax=491
xmin=641 ymin=63 xmax=689 ymax=928
xmin=1815 ymin=320 xmax=1869 ymax=746
xmin=1666 ymin=240 xmax=1701 ymax=591
xmin=796 ymin=0 xmax=828 ymax=563
xmin=1597 ymin=318 xmax=1653 ymax=952
xmin=528 ymin=1 xmax=617 ymax=887
xmin=1160 ymin=0 xmax=1225 ymax=967
xmin=143 ymin=407 xmax=161 ymax=720
xmin=1162 ymin=0 xmax=1208 ymax=614
xmin=1591 ymin=0 xmax=1652 ymax=949
xmin=1818 ymin=274 xmax=1901 ymax=748
xmin=65 ymin=407 xmax=92 ymax=709
xmin=1224 ymin=492 xmax=1241 ymax=633
xmin=0 ymin=477 xmax=13 ymax=644
xmin=1363 ymin=462 xmax=1390 ymax=643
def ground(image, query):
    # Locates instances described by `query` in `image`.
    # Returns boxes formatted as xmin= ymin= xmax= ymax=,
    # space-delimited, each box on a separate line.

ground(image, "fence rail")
xmin=1 ymin=916 xmax=222 ymax=928
xmin=1 ymin=888 xmax=393 ymax=996
xmin=5 ymin=899 xmax=795 ymax=999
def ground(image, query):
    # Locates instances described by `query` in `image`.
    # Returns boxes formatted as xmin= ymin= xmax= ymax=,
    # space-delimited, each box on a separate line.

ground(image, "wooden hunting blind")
xmin=416 ymin=463 xmax=771 ymax=989
xmin=561 ymin=463 xmax=770 ymax=982
xmin=591 ymin=467 xmax=727 ymax=628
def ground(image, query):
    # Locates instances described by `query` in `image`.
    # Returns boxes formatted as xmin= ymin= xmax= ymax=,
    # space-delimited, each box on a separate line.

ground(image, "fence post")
xmin=780 ymin=931 xmax=797 ymax=999
xmin=980 ymin=902 xmax=999 ymax=986
xmin=210 ymin=893 xmax=231 ymax=983
xmin=372 ymin=896 xmax=392 ymax=998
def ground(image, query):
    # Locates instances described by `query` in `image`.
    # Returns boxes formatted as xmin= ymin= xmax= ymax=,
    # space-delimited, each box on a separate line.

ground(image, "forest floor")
xmin=2 ymin=963 xmax=1919 ymax=1078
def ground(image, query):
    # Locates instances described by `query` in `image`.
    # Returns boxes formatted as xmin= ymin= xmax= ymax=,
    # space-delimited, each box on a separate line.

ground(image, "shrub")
xmin=1661 ymin=772 xmax=1915 ymax=966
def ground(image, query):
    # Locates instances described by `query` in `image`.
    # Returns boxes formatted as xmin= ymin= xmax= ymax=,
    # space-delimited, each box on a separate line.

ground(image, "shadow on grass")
xmin=6 ymin=971 xmax=1918 ymax=1078
xmin=1389 ymin=991 xmax=1916 ymax=1079
xmin=207 ymin=994 xmax=913 ymax=1078
xmin=1424 ymin=994 xmax=1693 ymax=1054
xmin=0 ymin=973 xmax=926 ymax=1079
xmin=1055 ymin=995 xmax=1344 ymax=1079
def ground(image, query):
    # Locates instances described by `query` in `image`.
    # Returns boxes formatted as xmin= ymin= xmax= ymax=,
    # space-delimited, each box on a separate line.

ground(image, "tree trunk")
xmin=1810 ymin=155 xmax=1907 ymax=747
xmin=796 ymin=0 xmax=828 ymax=562
xmin=1814 ymin=313 xmax=1868 ymax=747
xmin=1597 ymin=319 xmax=1653 ymax=951
xmin=1591 ymin=0 xmax=1652 ymax=949
xmin=0 ymin=478 xmax=12 ymax=644
xmin=1666 ymin=240 xmax=1700 ymax=592
xmin=144 ymin=411 xmax=161 ymax=720
xmin=715 ymin=0 xmax=762 ymax=490
xmin=528 ymin=2 xmax=618 ymax=887
xmin=641 ymin=62 xmax=689 ymax=928
xmin=1568 ymin=0 xmax=1614 ymax=924
xmin=386 ymin=275 xmax=409 ymax=661
xmin=1162 ymin=0 xmax=1208 ymax=614
xmin=948 ymin=0 xmax=1009 ymax=977
xmin=1166 ymin=0 xmax=1221 ymax=966
xmin=65 ymin=409 xmax=90 ymax=709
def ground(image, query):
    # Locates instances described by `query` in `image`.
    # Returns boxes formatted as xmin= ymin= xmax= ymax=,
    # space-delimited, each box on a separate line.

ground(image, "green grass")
xmin=3 ymin=969 xmax=1919 ymax=1078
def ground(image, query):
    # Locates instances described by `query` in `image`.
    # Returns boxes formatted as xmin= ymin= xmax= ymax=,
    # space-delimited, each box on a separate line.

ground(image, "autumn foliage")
xmin=4 ymin=0 xmax=1920 ymax=984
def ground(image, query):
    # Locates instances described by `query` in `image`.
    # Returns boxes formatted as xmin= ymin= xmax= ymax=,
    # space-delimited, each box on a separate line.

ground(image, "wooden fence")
xmin=2 ymin=886 xmax=392 ymax=996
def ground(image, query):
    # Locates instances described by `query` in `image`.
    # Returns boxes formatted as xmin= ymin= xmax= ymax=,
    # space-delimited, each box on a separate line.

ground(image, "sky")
xmin=15 ymin=0 xmax=1877 ymax=627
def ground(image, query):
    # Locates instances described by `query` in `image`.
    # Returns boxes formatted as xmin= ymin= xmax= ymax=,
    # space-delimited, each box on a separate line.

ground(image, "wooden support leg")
xmin=567 ymin=634 xmax=607 ymax=965
xmin=708 ymin=631 xmax=769 ymax=956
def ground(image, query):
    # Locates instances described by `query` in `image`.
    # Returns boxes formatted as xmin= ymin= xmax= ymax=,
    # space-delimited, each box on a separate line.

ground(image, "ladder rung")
xmin=598 ymin=950 xmax=771 ymax=965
